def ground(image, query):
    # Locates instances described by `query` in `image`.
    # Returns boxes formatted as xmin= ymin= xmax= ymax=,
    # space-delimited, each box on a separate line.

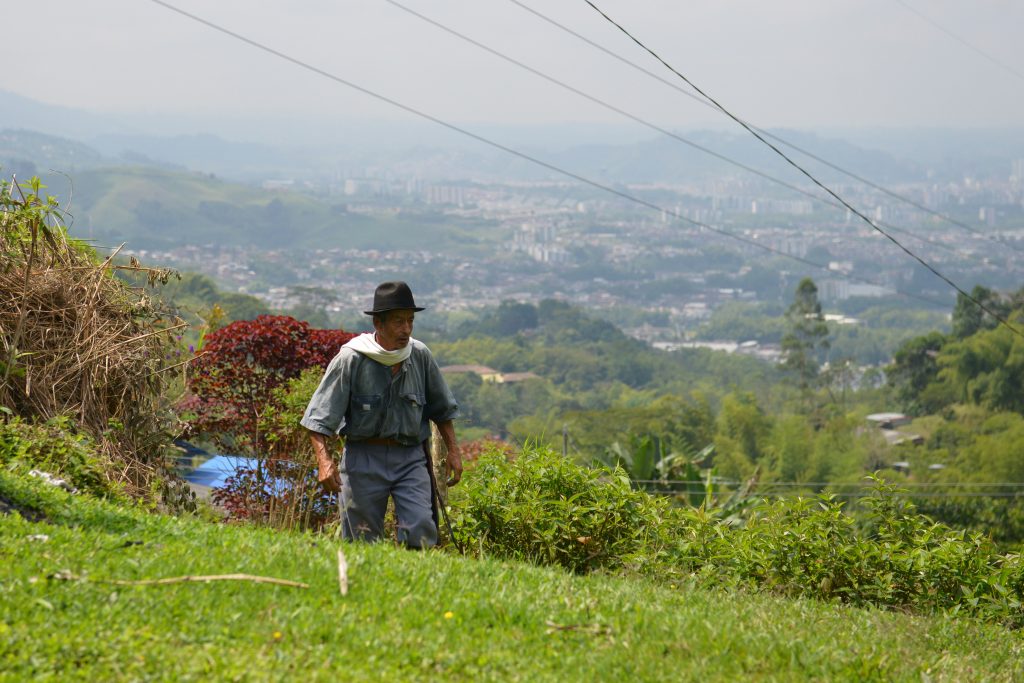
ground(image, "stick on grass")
xmin=49 ymin=571 xmax=308 ymax=589
xmin=337 ymin=548 xmax=348 ymax=596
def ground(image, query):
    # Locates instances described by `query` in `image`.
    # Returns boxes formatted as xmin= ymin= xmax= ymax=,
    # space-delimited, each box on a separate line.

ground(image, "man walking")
xmin=301 ymin=281 xmax=461 ymax=548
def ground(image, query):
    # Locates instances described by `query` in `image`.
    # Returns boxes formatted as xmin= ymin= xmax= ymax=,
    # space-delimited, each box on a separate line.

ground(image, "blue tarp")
xmin=183 ymin=455 xmax=257 ymax=489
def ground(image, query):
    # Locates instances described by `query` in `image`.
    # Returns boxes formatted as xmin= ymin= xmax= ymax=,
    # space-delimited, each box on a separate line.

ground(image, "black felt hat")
xmin=363 ymin=281 xmax=425 ymax=315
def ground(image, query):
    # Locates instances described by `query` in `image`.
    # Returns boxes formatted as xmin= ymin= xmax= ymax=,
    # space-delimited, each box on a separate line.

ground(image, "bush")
xmin=679 ymin=480 xmax=1024 ymax=627
xmin=181 ymin=315 xmax=354 ymax=455
xmin=451 ymin=450 xmax=1024 ymax=626
xmin=1 ymin=177 xmax=185 ymax=503
xmin=450 ymin=444 xmax=680 ymax=574
xmin=211 ymin=460 xmax=335 ymax=530
xmin=210 ymin=369 xmax=335 ymax=530
xmin=0 ymin=416 xmax=122 ymax=499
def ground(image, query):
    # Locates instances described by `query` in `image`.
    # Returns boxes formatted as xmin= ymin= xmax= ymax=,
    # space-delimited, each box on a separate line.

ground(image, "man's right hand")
xmin=317 ymin=457 xmax=342 ymax=493
xmin=309 ymin=432 xmax=341 ymax=492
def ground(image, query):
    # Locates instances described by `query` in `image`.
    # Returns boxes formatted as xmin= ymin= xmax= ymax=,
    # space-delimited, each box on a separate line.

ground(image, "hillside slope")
xmin=1 ymin=471 xmax=1021 ymax=682
xmin=57 ymin=166 xmax=500 ymax=252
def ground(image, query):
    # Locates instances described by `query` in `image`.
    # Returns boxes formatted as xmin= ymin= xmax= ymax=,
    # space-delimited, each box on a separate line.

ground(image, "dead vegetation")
xmin=0 ymin=175 xmax=190 ymax=504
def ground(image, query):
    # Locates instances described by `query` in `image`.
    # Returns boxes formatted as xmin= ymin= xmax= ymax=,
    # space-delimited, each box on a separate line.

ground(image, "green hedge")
xmin=452 ymin=446 xmax=1024 ymax=627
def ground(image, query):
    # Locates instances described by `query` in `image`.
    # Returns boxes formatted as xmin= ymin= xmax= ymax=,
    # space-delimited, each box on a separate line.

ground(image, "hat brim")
xmin=364 ymin=306 xmax=426 ymax=315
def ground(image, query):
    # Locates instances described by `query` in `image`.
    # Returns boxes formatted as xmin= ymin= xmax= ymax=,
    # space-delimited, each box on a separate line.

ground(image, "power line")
xmin=142 ymin=0 xmax=949 ymax=312
xmin=895 ymin=0 xmax=1024 ymax=85
xmin=634 ymin=480 xmax=1024 ymax=489
xmin=503 ymin=0 xmax=1018 ymax=252
xmin=647 ymin=489 xmax=1024 ymax=499
xmin=581 ymin=0 xmax=1024 ymax=340
xmin=382 ymin=0 xmax=994 ymax=265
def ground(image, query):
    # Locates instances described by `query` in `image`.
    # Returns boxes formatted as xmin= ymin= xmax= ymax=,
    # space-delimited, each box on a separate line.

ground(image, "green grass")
xmin=1 ymin=471 xmax=1022 ymax=682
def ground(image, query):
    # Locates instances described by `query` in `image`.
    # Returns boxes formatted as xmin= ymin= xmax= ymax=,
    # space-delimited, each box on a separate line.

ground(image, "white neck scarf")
xmin=343 ymin=332 xmax=414 ymax=366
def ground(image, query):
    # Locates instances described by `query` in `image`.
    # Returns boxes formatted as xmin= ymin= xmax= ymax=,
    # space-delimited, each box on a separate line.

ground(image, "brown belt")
xmin=358 ymin=437 xmax=406 ymax=447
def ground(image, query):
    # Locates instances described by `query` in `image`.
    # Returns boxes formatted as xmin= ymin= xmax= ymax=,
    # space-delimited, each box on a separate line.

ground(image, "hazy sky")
xmin=3 ymin=0 xmax=1023 ymax=134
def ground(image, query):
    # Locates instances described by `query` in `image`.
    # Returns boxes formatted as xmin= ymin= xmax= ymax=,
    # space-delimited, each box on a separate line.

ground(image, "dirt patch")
xmin=0 ymin=493 xmax=48 ymax=523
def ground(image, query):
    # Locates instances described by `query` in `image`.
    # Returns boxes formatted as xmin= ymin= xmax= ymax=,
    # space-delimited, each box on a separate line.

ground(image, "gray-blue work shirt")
xmin=300 ymin=340 xmax=459 ymax=445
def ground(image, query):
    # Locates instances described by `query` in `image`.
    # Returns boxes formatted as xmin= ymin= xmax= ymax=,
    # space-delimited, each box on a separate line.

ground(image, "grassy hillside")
xmin=0 ymin=129 xmax=109 ymax=174
xmin=2 ymin=470 xmax=1021 ymax=682
xmin=66 ymin=166 xmax=500 ymax=251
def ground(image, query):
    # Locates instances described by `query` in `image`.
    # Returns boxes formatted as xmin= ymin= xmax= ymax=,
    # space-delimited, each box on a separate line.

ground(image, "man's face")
xmin=374 ymin=310 xmax=415 ymax=350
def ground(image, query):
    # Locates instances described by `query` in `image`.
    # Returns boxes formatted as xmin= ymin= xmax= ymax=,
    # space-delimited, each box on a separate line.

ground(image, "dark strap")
xmin=421 ymin=440 xmax=440 ymax=531
xmin=421 ymin=439 xmax=464 ymax=553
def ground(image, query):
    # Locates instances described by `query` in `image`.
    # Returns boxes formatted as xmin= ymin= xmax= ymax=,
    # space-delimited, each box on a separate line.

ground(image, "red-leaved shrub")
xmin=180 ymin=315 xmax=355 ymax=454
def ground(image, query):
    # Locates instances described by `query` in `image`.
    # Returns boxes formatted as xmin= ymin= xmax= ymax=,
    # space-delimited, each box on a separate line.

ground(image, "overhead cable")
xmin=895 ymin=0 xmax=1024 ymax=85
xmin=142 ymin=0 xmax=950 ymax=311
xmin=581 ymin=0 xmax=1024 ymax=340
xmin=505 ymin=0 xmax=1018 ymax=251
xmin=382 ymin=0 xmax=992 ymax=263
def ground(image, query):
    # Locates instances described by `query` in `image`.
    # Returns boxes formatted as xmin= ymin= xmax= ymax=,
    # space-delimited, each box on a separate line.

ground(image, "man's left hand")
xmin=446 ymin=446 xmax=463 ymax=487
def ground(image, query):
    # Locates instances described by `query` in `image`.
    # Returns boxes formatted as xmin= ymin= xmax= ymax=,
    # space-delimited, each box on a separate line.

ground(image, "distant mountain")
xmin=829 ymin=127 xmax=1024 ymax=180
xmin=4 ymin=88 xmax=1022 ymax=185
xmin=0 ymin=90 xmax=124 ymax=140
xmin=0 ymin=129 xmax=109 ymax=178
xmin=542 ymin=129 xmax=922 ymax=185
xmin=57 ymin=165 xmax=500 ymax=252
xmin=90 ymin=133 xmax=309 ymax=182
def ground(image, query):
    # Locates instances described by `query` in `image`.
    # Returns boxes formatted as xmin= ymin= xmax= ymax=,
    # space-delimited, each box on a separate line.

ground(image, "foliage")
xmin=677 ymin=478 xmax=1024 ymax=627
xmin=211 ymin=460 xmax=335 ymax=531
xmin=696 ymin=299 xmax=950 ymax=366
xmin=888 ymin=285 xmax=1024 ymax=417
xmin=209 ymin=369 xmax=336 ymax=530
xmin=451 ymin=444 xmax=680 ymax=574
xmin=0 ymin=176 xmax=189 ymax=505
xmin=780 ymin=277 xmax=830 ymax=398
xmin=594 ymin=434 xmax=715 ymax=507
xmin=0 ymin=417 xmax=120 ymax=499
xmin=458 ymin=436 xmax=517 ymax=464
xmin=458 ymin=299 xmax=538 ymax=337
xmin=439 ymin=299 xmax=779 ymax=395
xmin=154 ymin=272 xmax=270 ymax=328
xmin=524 ymin=393 xmax=716 ymax=462
xmin=886 ymin=330 xmax=949 ymax=415
xmin=952 ymin=285 xmax=1012 ymax=340
xmin=937 ymin=317 xmax=1024 ymax=414
xmin=450 ymin=447 xmax=1024 ymax=626
xmin=4 ymin=468 xmax=1022 ymax=681
xmin=180 ymin=315 xmax=354 ymax=455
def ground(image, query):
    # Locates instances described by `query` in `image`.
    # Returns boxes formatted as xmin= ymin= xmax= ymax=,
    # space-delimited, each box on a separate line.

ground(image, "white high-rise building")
xmin=1012 ymin=159 xmax=1024 ymax=184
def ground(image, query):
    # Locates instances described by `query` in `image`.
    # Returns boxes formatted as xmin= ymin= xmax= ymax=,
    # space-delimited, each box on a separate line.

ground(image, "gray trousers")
xmin=339 ymin=441 xmax=437 ymax=548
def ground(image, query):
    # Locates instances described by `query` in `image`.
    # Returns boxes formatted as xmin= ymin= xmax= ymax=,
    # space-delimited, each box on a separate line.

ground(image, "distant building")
xmin=867 ymin=413 xmax=923 ymax=449
xmin=495 ymin=372 xmax=540 ymax=384
xmin=866 ymin=413 xmax=912 ymax=429
xmin=425 ymin=184 xmax=464 ymax=206
xmin=823 ymin=314 xmax=860 ymax=326
xmin=1012 ymin=158 xmax=1024 ymax=184
xmin=440 ymin=365 xmax=540 ymax=384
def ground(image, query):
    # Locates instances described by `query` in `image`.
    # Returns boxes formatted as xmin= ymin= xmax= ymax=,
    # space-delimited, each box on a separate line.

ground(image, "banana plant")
xmin=596 ymin=435 xmax=718 ymax=507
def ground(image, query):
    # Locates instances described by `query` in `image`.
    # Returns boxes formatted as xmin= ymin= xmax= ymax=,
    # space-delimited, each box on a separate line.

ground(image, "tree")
xmin=938 ymin=321 xmax=1024 ymax=414
xmin=491 ymin=300 xmax=539 ymax=336
xmin=887 ymin=331 xmax=948 ymax=415
xmin=780 ymin=278 xmax=830 ymax=400
xmin=951 ymin=285 xmax=1008 ymax=340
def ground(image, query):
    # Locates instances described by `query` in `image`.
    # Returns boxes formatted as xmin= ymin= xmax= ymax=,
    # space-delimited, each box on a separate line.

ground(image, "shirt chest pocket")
xmin=354 ymin=394 xmax=381 ymax=413
xmin=347 ymin=393 xmax=383 ymax=436
xmin=396 ymin=392 xmax=426 ymax=435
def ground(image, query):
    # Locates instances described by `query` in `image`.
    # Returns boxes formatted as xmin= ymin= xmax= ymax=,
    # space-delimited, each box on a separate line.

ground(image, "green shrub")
xmin=210 ymin=368 xmax=335 ymax=531
xmin=452 ymin=450 xmax=1024 ymax=626
xmin=679 ymin=480 xmax=1024 ymax=627
xmin=0 ymin=416 xmax=121 ymax=499
xmin=450 ymin=444 xmax=680 ymax=574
